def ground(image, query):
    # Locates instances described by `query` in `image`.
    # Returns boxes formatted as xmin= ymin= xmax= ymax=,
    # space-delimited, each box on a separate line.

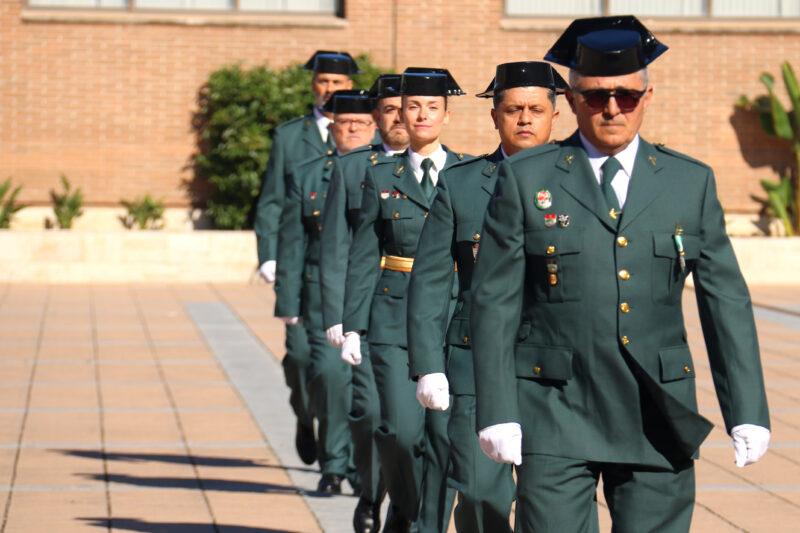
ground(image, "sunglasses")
xmin=573 ymin=88 xmax=647 ymax=112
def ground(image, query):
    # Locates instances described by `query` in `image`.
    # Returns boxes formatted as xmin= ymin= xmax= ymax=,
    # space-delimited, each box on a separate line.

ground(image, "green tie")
xmin=420 ymin=158 xmax=435 ymax=200
xmin=600 ymin=156 xmax=622 ymax=213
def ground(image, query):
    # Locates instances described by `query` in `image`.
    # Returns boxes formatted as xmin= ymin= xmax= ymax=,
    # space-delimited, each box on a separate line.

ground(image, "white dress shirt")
xmin=383 ymin=143 xmax=404 ymax=156
xmin=579 ymin=132 xmax=640 ymax=209
xmin=407 ymin=145 xmax=447 ymax=186
xmin=313 ymin=106 xmax=331 ymax=143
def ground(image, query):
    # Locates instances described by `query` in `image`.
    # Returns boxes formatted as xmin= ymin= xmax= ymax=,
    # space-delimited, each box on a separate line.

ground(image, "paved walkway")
xmin=0 ymin=283 xmax=799 ymax=532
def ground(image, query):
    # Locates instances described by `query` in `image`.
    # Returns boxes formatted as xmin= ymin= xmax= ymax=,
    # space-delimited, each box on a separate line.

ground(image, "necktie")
xmin=600 ymin=156 xmax=622 ymax=213
xmin=325 ymin=130 xmax=335 ymax=150
xmin=420 ymin=158 xmax=435 ymax=200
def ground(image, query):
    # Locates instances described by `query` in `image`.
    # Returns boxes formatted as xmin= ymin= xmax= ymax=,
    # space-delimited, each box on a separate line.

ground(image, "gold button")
xmin=313 ymin=210 xmax=320 ymax=216
xmin=383 ymin=287 xmax=388 ymax=293
xmin=617 ymin=236 xmax=628 ymax=247
xmin=306 ymin=274 xmax=312 ymax=279
xmin=684 ymin=365 xmax=692 ymax=374
xmin=546 ymin=245 xmax=555 ymax=255
xmin=317 ymin=224 xmax=322 ymax=231
xmin=533 ymin=366 xmax=541 ymax=375
xmin=621 ymin=335 xmax=629 ymax=345
xmin=424 ymin=212 xmax=429 ymax=218
xmin=618 ymin=269 xmax=630 ymax=280
xmin=620 ymin=302 xmax=630 ymax=313
xmin=402 ymin=194 xmax=408 ymax=199
xmin=473 ymin=233 xmax=480 ymax=240
xmin=462 ymin=336 xmax=469 ymax=343
xmin=393 ymin=212 xmax=400 ymax=218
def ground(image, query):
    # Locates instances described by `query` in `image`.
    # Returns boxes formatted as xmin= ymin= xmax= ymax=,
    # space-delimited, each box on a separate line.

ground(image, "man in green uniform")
xmin=255 ymin=51 xmax=359 ymax=466
xmin=275 ymin=89 xmax=376 ymax=493
xmin=319 ymin=74 xmax=409 ymax=533
xmin=407 ymin=61 xmax=566 ymax=533
xmin=341 ymin=68 xmax=469 ymax=532
xmin=471 ymin=16 xmax=771 ymax=533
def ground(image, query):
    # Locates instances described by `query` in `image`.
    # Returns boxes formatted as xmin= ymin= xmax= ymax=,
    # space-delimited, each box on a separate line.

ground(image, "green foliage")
xmin=738 ymin=61 xmax=800 ymax=235
xmin=195 ymin=53 xmax=386 ymax=229
xmin=49 ymin=174 xmax=84 ymax=229
xmin=0 ymin=178 xmax=25 ymax=229
xmin=120 ymin=194 xmax=165 ymax=230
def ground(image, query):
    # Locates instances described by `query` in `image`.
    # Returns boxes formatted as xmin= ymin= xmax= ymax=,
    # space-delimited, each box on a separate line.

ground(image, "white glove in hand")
xmin=416 ymin=373 xmax=450 ymax=411
xmin=280 ymin=316 xmax=301 ymax=326
xmin=259 ymin=260 xmax=277 ymax=283
xmin=478 ymin=422 xmax=522 ymax=466
xmin=326 ymin=324 xmax=345 ymax=348
xmin=731 ymin=424 xmax=770 ymax=467
xmin=341 ymin=332 xmax=362 ymax=366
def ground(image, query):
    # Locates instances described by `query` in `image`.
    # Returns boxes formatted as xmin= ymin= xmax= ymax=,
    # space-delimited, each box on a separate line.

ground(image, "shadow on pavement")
xmin=81 ymin=517 xmax=304 ymax=532
xmin=80 ymin=473 xmax=322 ymax=496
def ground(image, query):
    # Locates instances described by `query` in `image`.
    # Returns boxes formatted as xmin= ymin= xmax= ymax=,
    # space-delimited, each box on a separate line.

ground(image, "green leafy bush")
xmin=120 ymin=194 xmax=165 ymax=230
xmin=195 ymin=53 xmax=386 ymax=229
xmin=49 ymin=174 xmax=84 ymax=229
xmin=0 ymin=178 xmax=25 ymax=229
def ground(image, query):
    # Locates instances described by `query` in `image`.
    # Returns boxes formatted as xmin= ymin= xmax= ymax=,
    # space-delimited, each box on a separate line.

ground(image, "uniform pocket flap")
xmin=374 ymin=272 xmax=408 ymax=297
xmin=652 ymin=232 xmax=701 ymax=260
xmin=445 ymin=317 xmax=471 ymax=346
xmin=381 ymin=200 xmax=414 ymax=219
xmin=524 ymin=229 xmax=583 ymax=256
xmin=659 ymin=345 xmax=695 ymax=382
xmin=515 ymin=344 xmax=573 ymax=380
xmin=456 ymin=222 xmax=482 ymax=243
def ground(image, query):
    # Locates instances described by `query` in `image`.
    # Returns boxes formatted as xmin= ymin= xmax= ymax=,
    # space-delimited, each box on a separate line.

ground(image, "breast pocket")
xmin=523 ymin=229 xmax=584 ymax=302
xmin=651 ymin=232 xmax=701 ymax=303
xmin=514 ymin=343 xmax=574 ymax=383
xmin=381 ymin=200 xmax=422 ymax=251
xmin=658 ymin=345 xmax=698 ymax=412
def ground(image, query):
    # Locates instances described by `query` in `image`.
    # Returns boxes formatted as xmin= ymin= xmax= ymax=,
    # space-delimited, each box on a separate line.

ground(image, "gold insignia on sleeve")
xmin=648 ymin=156 xmax=656 ymax=166
xmin=564 ymin=155 xmax=574 ymax=165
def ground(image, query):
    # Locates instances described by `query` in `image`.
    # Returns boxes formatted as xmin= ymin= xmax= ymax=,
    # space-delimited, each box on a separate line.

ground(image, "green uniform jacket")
xmin=255 ymin=112 xmax=330 ymax=264
xmin=407 ymin=147 xmax=504 ymax=395
xmin=320 ymin=143 xmax=388 ymax=330
xmin=342 ymin=147 xmax=469 ymax=347
xmin=274 ymin=151 xmax=337 ymax=329
xmin=470 ymin=132 xmax=770 ymax=468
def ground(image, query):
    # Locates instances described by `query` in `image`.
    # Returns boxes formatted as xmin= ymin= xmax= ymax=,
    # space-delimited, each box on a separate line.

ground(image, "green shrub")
xmin=49 ymin=174 xmax=84 ymax=229
xmin=195 ymin=53 xmax=386 ymax=229
xmin=120 ymin=194 xmax=165 ymax=230
xmin=0 ymin=178 xmax=25 ymax=229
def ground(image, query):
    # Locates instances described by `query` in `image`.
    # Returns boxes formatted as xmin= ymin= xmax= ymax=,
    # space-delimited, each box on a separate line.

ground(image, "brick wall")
xmin=2 ymin=0 xmax=798 ymax=214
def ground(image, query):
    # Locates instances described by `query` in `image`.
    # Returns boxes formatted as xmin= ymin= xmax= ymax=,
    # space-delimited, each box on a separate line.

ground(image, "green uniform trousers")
xmin=516 ymin=454 xmax=694 ymax=533
xmin=282 ymin=323 xmax=313 ymax=428
xmin=448 ymin=392 xmax=514 ymax=533
xmin=349 ymin=338 xmax=383 ymax=502
xmin=370 ymin=343 xmax=455 ymax=532
xmin=306 ymin=328 xmax=353 ymax=476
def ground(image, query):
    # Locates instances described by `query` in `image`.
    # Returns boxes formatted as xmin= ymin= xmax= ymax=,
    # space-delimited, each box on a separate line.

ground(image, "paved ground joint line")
xmin=90 ymin=286 xmax=113 ymax=533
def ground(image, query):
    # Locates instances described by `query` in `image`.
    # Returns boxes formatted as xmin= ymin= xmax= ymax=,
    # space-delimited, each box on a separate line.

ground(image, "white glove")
xmin=478 ymin=422 xmax=522 ymax=466
xmin=731 ymin=424 xmax=770 ymax=467
xmin=280 ymin=316 xmax=301 ymax=326
xmin=326 ymin=324 xmax=345 ymax=348
xmin=416 ymin=373 xmax=450 ymax=411
xmin=341 ymin=332 xmax=362 ymax=366
xmin=259 ymin=260 xmax=277 ymax=283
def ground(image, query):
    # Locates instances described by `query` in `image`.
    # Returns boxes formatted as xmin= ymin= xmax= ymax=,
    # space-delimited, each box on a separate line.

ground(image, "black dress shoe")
xmin=295 ymin=421 xmax=317 ymax=465
xmin=317 ymin=473 xmax=344 ymax=494
xmin=381 ymin=504 xmax=411 ymax=533
xmin=352 ymin=495 xmax=382 ymax=533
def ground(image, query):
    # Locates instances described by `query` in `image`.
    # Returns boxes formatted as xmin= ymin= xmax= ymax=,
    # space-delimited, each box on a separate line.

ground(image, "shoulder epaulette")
xmin=275 ymin=114 xmax=309 ymax=133
xmin=511 ymin=142 xmax=560 ymax=163
xmin=653 ymin=143 xmax=709 ymax=169
xmin=445 ymin=153 xmax=489 ymax=171
xmin=294 ymin=151 xmax=329 ymax=172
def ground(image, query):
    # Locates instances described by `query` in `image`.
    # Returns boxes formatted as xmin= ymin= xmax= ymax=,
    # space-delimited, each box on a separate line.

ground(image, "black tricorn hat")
xmin=369 ymin=74 xmax=402 ymax=100
xmin=476 ymin=61 xmax=568 ymax=98
xmin=399 ymin=67 xmax=466 ymax=97
xmin=544 ymin=16 xmax=668 ymax=76
xmin=321 ymin=89 xmax=374 ymax=114
xmin=303 ymin=50 xmax=362 ymax=75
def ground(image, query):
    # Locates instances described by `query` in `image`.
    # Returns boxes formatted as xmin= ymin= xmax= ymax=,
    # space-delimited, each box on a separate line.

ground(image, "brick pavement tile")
xmin=102 ymin=412 xmax=182 ymax=444
xmin=177 ymin=411 xmax=265 ymax=444
xmin=701 ymin=446 xmax=800 ymax=487
xmin=187 ymin=446 xmax=283 ymax=484
xmin=153 ymin=344 xmax=215 ymax=360
xmin=33 ymin=361 xmax=96 ymax=383
xmin=95 ymin=343 xmax=153 ymax=361
xmin=0 ymin=343 xmax=38 ymax=360
xmin=40 ymin=327 xmax=94 ymax=343
xmin=108 ymin=488 xmax=214 ymax=526
xmin=160 ymin=361 xmax=228 ymax=383
xmin=0 ymin=384 xmax=29 ymax=409
xmin=0 ymin=360 xmax=34 ymax=381
xmin=22 ymin=411 xmax=100 ymax=444
xmin=37 ymin=343 xmax=94 ymax=361
xmin=169 ymin=384 xmax=244 ymax=409
xmin=28 ymin=383 xmax=98 ymax=409
xmin=690 ymin=504 xmax=749 ymax=532
xmin=0 ymin=327 xmax=39 ymax=343
xmin=94 ymin=327 xmax=148 ymax=344
xmin=3 ymin=490 xmax=108 ymax=533
xmin=98 ymin=361 xmax=162 ymax=383
xmin=696 ymin=453 xmax=751 ymax=487
xmin=100 ymin=383 xmax=171 ymax=409
xmin=0 ymin=447 xmax=18 ymax=485
xmin=146 ymin=327 xmax=203 ymax=343
xmin=14 ymin=446 xmax=105 ymax=487
xmin=104 ymin=446 xmax=197 ymax=483
xmin=696 ymin=490 xmax=800 ymax=533
xmin=0 ymin=412 xmax=24 ymax=442
xmin=206 ymin=492 xmax=322 ymax=533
